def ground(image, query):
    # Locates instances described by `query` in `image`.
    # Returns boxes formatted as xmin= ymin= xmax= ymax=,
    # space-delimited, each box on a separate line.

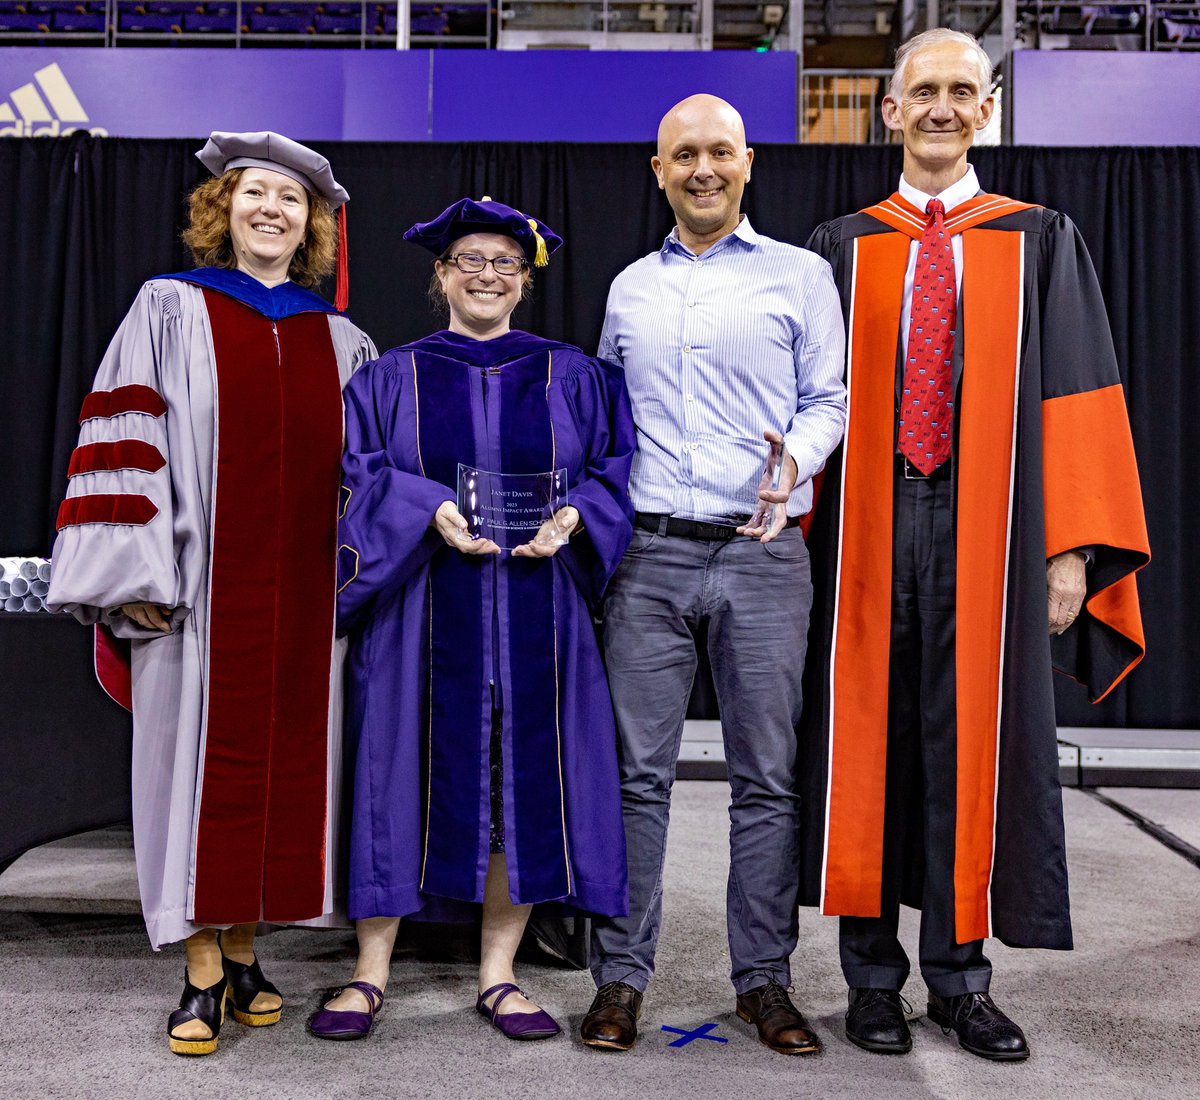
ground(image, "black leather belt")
xmin=634 ymin=511 xmax=800 ymax=541
xmin=896 ymin=455 xmax=952 ymax=480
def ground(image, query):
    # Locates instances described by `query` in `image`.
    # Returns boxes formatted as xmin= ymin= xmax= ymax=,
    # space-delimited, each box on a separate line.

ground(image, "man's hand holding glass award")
xmin=737 ymin=430 xmax=796 ymax=543
xmin=439 ymin=465 xmax=577 ymax=558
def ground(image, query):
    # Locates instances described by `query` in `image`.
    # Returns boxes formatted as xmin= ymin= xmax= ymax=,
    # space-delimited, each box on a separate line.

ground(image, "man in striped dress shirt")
xmin=580 ymin=93 xmax=847 ymax=1055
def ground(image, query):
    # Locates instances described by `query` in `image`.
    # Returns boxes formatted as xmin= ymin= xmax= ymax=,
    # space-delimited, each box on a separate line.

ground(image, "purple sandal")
xmin=476 ymin=982 xmax=561 ymax=1041
xmin=307 ymin=981 xmax=385 ymax=1041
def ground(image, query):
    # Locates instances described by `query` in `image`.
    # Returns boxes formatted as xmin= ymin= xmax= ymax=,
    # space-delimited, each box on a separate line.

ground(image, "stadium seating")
xmin=0 ymin=11 xmax=50 ymax=31
xmin=183 ymin=9 xmax=236 ymax=31
xmin=4 ymin=1 xmax=1190 ymax=52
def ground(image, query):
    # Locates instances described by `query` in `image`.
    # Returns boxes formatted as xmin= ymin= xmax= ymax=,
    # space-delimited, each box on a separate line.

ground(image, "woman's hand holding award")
xmin=455 ymin=465 xmax=574 ymax=558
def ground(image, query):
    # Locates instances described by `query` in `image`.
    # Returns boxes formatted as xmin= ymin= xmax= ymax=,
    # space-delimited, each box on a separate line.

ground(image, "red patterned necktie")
xmin=898 ymin=197 xmax=956 ymax=475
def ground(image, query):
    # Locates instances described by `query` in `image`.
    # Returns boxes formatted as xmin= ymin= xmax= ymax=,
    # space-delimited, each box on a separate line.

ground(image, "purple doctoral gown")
xmin=337 ymin=329 xmax=635 ymax=920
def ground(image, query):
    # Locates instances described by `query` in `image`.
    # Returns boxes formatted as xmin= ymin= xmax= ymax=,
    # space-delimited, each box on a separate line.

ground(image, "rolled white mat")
xmin=30 ymin=579 xmax=49 ymax=597
xmin=18 ymin=560 xmax=38 ymax=581
xmin=37 ymin=561 xmax=52 ymax=582
xmin=4 ymin=596 xmax=23 ymax=612
xmin=0 ymin=579 xmax=8 ymax=598
xmin=22 ymin=595 xmax=42 ymax=612
xmin=9 ymin=576 xmax=29 ymax=597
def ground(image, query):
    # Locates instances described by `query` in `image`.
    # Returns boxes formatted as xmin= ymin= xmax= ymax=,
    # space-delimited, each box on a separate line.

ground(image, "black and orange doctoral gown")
xmin=801 ymin=194 xmax=1150 ymax=949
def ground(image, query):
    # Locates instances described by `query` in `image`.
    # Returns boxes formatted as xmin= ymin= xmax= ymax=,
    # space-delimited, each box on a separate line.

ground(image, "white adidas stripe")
xmin=34 ymin=63 xmax=89 ymax=123
xmin=0 ymin=63 xmax=96 ymax=133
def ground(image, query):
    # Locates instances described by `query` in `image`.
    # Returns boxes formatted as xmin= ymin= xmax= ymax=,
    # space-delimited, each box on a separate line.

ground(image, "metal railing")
xmin=496 ymin=1 xmax=711 ymax=49
xmin=4 ymin=0 xmax=1198 ymax=50
xmin=800 ymin=67 xmax=899 ymax=143
xmin=1150 ymin=0 xmax=1200 ymax=45
xmin=1021 ymin=0 xmax=1153 ymax=50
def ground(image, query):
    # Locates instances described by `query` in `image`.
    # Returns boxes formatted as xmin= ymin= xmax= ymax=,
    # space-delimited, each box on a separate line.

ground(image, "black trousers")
xmin=838 ymin=472 xmax=991 ymax=999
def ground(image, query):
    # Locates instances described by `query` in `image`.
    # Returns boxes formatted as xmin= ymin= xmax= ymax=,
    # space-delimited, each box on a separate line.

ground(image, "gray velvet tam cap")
xmin=196 ymin=131 xmax=349 ymax=208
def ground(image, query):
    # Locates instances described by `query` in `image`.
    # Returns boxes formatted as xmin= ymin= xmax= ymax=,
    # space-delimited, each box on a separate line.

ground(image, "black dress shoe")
xmin=927 ymin=992 xmax=1029 ymax=1062
xmin=580 ymin=982 xmax=642 ymax=1051
xmin=735 ymin=981 xmax=821 ymax=1055
xmin=845 ymin=988 xmax=912 ymax=1054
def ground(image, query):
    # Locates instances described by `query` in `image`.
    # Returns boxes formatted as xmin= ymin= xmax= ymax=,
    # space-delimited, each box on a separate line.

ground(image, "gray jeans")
xmin=590 ymin=523 xmax=812 ymax=996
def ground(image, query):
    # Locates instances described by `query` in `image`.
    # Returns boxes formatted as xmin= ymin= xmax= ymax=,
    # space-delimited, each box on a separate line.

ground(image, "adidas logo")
xmin=0 ymin=63 xmax=107 ymax=138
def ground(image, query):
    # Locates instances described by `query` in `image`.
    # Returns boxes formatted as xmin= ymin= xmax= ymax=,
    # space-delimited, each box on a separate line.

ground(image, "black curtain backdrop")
xmin=3 ymin=137 xmax=1197 ymax=729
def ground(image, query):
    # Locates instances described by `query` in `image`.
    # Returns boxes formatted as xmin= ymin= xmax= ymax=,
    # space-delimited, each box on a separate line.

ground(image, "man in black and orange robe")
xmin=803 ymin=29 xmax=1149 ymax=1061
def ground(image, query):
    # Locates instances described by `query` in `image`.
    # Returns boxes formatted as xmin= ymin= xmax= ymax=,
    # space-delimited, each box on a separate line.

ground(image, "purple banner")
xmin=1012 ymin=51 xmax=1200 ymax=146
xmin=0 ymin=47 xmax=795 ymax=143
xmin=0 ymin=48 xmax=428 ymax=140
xmin=430 ymin=51 xmax=796 ymax=143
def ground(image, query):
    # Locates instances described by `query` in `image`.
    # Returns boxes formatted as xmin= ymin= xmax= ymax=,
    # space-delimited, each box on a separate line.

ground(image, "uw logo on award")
xmin=0 ymin=63 xmax=108 ymax=138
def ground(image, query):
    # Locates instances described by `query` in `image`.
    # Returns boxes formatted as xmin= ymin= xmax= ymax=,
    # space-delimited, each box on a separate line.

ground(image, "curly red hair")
xmin=182 ymin=168 xmax=337 ymax=288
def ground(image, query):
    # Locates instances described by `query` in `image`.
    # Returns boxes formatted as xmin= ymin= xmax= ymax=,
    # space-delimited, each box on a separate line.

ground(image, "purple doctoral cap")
xmin=403 ymin=196 xmax=563 ymax=267
xmin=196 ymin=130 xmax=349 ymax=209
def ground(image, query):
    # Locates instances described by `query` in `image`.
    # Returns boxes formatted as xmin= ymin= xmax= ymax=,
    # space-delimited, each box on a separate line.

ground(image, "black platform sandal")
xmin=220 ymin=941 xmax=283 ymax=1027
xmin=167 ymin=971 xmax=228 ymax=1056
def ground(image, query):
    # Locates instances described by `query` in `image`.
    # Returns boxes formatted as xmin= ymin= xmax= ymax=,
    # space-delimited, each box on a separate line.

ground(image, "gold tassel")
xmin=527 ymin=217 xmax=549 ymax=267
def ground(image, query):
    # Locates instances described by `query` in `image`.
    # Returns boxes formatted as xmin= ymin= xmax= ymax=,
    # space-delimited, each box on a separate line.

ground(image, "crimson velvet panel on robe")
xmin=193 ymin=291 xmax=343 ymax=924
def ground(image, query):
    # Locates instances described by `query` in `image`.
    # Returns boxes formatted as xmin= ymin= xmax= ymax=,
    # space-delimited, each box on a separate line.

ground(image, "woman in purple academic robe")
xmin=308 ymin=198 xmax=634 ymax=1042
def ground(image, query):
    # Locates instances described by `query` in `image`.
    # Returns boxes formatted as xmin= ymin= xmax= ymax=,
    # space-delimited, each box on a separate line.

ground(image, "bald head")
xmin=652 ymin=94 xmax=753 ymax=254
xmin=656 ymin=94 xmax=748 ymax=157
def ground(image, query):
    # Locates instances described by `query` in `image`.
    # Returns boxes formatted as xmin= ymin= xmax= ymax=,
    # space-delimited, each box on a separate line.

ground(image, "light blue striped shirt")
xmin=598 ymin=217 xmax=847 ymax=520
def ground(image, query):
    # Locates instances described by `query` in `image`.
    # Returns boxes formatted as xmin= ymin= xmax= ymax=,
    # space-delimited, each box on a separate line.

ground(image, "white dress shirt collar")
xmin=898 ymin=164 xmax=980 ymax=217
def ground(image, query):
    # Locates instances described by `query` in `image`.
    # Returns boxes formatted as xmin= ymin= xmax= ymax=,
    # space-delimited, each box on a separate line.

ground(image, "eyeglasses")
xmin=443 ymin=252 xmax=527 ymax=277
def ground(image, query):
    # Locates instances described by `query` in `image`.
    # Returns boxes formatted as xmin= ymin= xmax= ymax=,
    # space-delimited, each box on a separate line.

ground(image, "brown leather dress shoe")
xmin=735 ymin=981 xmax=821 ymax=1055
xmin=580 ymin=981 xmax=643 ymax=1051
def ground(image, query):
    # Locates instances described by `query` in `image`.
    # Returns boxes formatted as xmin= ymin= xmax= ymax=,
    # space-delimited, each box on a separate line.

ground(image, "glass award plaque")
xmin=457 ymin=465 xmax=570 ymax=551
xmin=746 ymin=437 xmax=787 ymax=531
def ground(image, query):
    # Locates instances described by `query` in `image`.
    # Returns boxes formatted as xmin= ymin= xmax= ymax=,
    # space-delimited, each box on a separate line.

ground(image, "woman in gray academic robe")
xmin=48 ymin=130 xmax=376 ymax=1056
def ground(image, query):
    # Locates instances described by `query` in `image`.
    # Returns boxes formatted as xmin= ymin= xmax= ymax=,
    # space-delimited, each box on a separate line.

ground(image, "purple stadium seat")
xmin=183 ymin=10 xmax=237 ymax=31
xmin=111 ymin=1 xmax=192 ymax=17
xmin=412 ymin=12 xmax=447 ymax=35
xmin=0 ymin=12 xmax=50 ymax=30
xmin=314 ymin=12 xmax=360 ymax=32
xmin=119 ymin=11 xmax=181 ymax=30
xmin=51 ymin=8 xmax=104 ymax=28
xmin=381 ymin=9 xmax=397 ymax=34
xmin=245 ymin=11 xmax=312 ymax=32
xmin=321 ymin=3 xmax=361 ymax=15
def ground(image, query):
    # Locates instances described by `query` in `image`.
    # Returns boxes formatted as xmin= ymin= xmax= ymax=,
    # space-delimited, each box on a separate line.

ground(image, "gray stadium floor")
xmin=1 ymin=782 xmax=1197 ymax=1099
